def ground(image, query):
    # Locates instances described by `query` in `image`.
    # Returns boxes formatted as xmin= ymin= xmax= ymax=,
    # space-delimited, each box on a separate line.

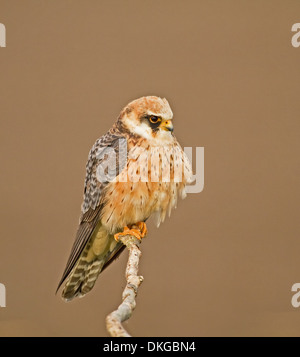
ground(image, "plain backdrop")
xmin=0 ymin=0 xmax=300 ymax=336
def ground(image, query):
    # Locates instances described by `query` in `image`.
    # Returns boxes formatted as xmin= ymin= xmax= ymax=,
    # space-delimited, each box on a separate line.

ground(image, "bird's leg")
xmin=114 ymin=222 xmax=147 ymax=242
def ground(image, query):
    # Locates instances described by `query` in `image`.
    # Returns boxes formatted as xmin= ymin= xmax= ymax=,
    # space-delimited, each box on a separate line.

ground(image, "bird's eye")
xmin=149 ymin=116 xmax=161 ymax=124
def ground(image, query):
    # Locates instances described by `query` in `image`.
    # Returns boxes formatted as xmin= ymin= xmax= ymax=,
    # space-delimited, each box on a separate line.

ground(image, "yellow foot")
xmin=114 ymin=222 xmax=147 ymax=242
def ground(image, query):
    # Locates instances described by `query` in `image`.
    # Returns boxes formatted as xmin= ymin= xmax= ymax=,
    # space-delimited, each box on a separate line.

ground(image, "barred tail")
xmin=60 ymin=225 xmax=123 ymax=301
xmin=61 ymin=238 xmax=104 ymax=301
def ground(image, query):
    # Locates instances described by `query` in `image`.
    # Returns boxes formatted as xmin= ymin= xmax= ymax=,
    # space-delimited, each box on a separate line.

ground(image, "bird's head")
xmin=119 ymin=96 xmax=174 ymax=143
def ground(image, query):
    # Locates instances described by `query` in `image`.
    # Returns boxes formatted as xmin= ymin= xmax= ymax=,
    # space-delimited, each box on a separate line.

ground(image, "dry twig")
xmin=106 ymin=234 xmax=143 ymax=337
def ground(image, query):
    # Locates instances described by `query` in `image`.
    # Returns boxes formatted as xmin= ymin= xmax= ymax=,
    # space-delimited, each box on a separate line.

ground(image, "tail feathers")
xmin=59 ymin=227 xmax=124 ymax=301
xmin=61 ymin=258 xmax=105 ymax=301
xmin=61 ymin=225 xmax=110 ymax=301
xmin=61 ymin=238 xmax=105 ymax=301
xmin=81 ymin=259 xmax=105 ymax=295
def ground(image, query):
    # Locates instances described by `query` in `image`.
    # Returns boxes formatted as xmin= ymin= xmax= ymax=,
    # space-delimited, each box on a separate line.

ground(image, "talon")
xmin=114 ymin=227 xmax=142 ymax=242
xmin=132 ymin=222 xmax=147 ymax=238
xmin=128 ymin=228 xmax=143 ymax=240
xmin=114 ymin=222 xmax=147 ymax=242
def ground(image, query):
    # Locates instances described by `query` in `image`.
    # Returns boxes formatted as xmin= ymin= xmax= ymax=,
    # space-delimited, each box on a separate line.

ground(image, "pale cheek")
xmin=132 ymin=124 xmax=152 ymax=140
xmin=153 ymin=129 xmax=174 ymax=144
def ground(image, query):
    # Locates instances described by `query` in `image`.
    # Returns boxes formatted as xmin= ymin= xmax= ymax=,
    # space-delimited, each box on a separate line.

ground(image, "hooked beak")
xmin=160 ymin=120 xmax=174 ymax=132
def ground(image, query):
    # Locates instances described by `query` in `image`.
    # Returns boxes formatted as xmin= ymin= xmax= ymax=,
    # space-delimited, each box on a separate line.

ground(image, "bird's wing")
xmin=56 ymin=131 xmax=127 ymax=292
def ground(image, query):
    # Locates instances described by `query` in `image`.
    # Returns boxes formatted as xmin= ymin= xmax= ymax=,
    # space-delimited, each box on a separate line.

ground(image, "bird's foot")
xmin=114 ymin=222 xmax=147 ymax=242
xmin=133 ymin=221 xmax=148 ymax=237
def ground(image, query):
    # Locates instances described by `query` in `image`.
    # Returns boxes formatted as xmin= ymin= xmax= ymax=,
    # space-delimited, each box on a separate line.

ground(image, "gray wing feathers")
xmin=57 ymin=131 xmax=126 ymax=296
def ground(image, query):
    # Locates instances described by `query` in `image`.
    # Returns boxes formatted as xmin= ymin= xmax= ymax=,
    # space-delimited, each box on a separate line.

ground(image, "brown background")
xmin=0 ymin=0 xmax=300 ymax=337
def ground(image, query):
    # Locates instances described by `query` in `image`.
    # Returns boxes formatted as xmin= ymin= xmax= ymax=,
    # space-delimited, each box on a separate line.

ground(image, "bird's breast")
xmin=100 ymin=142 xmax=193 ymax=233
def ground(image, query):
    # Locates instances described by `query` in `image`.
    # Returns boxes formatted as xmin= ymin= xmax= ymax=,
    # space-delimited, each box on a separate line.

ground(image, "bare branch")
xmin=106 ymin=234 xmax=143 ymax=337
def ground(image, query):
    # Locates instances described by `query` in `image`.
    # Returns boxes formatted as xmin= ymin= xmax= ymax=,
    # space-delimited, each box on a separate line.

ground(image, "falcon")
xmin=57 ymin=96 xmax=193 ymax=301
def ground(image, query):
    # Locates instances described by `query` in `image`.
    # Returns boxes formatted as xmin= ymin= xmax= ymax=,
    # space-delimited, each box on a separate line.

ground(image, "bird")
xmin=57 ymin=96 xmax=193 ymax=301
